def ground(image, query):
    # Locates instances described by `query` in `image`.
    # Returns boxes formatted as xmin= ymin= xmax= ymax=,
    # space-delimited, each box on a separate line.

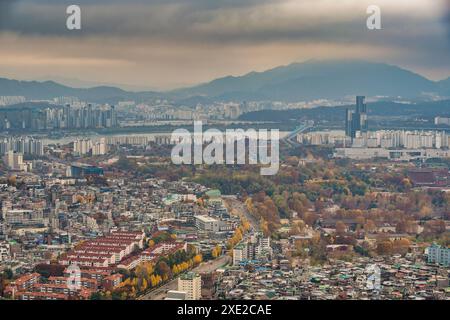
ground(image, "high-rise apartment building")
xmin=0 ymin=104 xmax=119 ymax=131
xmin=427 ymin=243 xmax=450 ymax=267
xmin=73 ymin=138 xmax=107 ymax=156
xmin=0 ymin=137 xmax=44 ymax=156
xmin=3 ymin=151 xmax=24 ymax=170
xmin=233 ymin=243 xmax=248 ymax=266
xmin=178 ymin=272 xmax=202 ymax=300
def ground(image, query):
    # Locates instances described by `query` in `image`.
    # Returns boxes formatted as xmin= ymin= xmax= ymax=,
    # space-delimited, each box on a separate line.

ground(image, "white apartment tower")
xmin=178 ymin=272 xmax=202 ymax=300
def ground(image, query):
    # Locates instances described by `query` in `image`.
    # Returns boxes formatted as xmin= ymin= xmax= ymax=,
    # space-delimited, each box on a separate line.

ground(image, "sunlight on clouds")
xmin=0 ymin=0 xmax=448 ymax=88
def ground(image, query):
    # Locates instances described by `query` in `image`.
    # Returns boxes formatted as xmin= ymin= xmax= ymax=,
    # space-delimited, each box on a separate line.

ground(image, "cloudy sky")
xmin=0 ymin=0 xmax=449 ymax=90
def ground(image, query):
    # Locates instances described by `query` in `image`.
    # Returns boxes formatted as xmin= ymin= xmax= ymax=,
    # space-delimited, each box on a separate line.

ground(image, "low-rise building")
xmin=195 ymin=215 xmax=220 ymax=233
xmin=0 ymin=242 xmax=10 ymax=261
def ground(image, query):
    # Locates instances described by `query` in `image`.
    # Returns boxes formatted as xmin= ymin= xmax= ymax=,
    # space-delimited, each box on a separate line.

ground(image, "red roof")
xmin=14 ymin=273 xmax=40 ymax=286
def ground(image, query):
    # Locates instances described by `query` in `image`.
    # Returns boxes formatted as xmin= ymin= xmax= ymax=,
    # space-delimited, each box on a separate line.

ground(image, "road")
xmin=138 ymin=255 xmax=231 ymax=300
xmin=283 ymin=123 xmax=313 ymax=147
xmin=223 ymin=196 xmax=260 ymax=232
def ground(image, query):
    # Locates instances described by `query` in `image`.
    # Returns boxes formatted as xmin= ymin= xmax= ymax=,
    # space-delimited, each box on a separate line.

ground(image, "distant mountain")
xmin=438 ymin=77 xmax=450 ymax=95
xmin=0 ymin=78 xmax=159 ymax=104
xmin=34 ymin=76 xmax=157 ymax=92
xmin=1 ymin=60 xmax=449 ymax=104
xmin=172 ymin=60 xmax=444 ymax=101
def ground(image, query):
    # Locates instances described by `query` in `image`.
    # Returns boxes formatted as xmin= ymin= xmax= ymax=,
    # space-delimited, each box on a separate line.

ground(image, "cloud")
xmin=0 ymin=0 xmax=441 ymax=38
xmin=0 ymin=0 xmax=449 ymax=88
xmin=0 ymin=0 xmax=16 ymax=28
xmin=446 ymin=0 xmax=450 ymax=37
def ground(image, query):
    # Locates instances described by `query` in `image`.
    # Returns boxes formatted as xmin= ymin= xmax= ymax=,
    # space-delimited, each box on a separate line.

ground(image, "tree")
xmin=392 ymin=238 xmax=411 ymax=255
xmin=150 ymin=275 xmax=158 ymax=287
xmin=172 ymin=265 xmax=179 ymax=275
xmin=211 ymin=245 xmax=222 ymax=258
xmin=241 ymin=219 xmax=251 ymax=232
xmin=260 ymin=218 xmax=270 ymax=237
xmin=155 ymin=261 xmax=171 ymax=281
xmin=376 ymin=240 xmax=393 ymax=255
xmin=193 ymin=254 xmax=203 ymax=265
xmin=116 ymin=155 xmax=133 ymax=171
xmin=364 ymin=220 xmax=376 ymax=233
xmin=419 ymin=205 xmax=433 ymax=218
xmin=335 ymin=221 xmax=346 ymax=235
xmin=401 ymin=178 xmax=412 ymax=190
xmin=7 ymin=175 xmax=17 ymax=186
xmin=90 ymin=292 xmax=103 ymax=300
xmin=140 ymin=278 xmax=148 ymax=292
xmin=2 ymin=268 xmax=13 ymax=280
xmin=104 ymin=291 xmax=112 ymax=300
xmin=423 ymin=220 xmax=446 ymax=237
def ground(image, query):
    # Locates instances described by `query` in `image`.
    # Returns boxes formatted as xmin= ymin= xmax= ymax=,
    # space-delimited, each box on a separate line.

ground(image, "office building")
xmin=345 ymin=96 xmax=368 ymax=138
xmin=70 ymin=164 xmax=104 ymax=178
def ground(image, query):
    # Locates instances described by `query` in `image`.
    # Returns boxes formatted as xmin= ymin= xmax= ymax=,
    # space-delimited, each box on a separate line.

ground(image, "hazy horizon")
xmin=2 ymin=58 xmax=450 ymax=93
xmin=0 ymin=0 xmax=450 ymax=90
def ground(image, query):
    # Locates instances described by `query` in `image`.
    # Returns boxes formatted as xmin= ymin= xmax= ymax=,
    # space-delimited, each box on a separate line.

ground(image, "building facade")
xmin=427 ymin=244 xmax=450 ymax=267
xmin=178 ymin=272 xmax=202 ymax=300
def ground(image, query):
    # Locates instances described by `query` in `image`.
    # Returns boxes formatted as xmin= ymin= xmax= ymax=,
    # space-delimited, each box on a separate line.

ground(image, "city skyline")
xmin=0 ymin=0 xmax=449 ymax=306
xmin=0 ymin=0 xmax=449 ymax=90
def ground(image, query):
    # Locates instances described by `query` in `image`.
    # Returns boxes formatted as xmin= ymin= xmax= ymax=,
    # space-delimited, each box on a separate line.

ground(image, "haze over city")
xmin=0 ymin=0 xmax=450 ymax=308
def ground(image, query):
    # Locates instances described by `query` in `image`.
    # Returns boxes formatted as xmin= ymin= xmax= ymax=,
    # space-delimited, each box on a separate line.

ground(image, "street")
xmin=223 ymin=196 xmax=260 ymax=232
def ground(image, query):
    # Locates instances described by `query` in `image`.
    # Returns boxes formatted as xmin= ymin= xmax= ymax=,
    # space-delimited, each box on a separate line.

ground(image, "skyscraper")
xmin=345 ymin=109 xmax=354 ymax=138
xmin=356 ymin=96 xmax=368 ymax=132
xmin=345 ymin=96 xmax=368 ymax=138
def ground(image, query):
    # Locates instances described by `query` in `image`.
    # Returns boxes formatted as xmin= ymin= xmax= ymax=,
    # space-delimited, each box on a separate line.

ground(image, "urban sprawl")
xmin=0 ymin=95 xmax=448 ymax=301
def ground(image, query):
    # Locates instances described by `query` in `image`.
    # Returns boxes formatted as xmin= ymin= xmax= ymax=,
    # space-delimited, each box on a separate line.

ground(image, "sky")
xmin=0 ymin=0 xmax=449 ymax=91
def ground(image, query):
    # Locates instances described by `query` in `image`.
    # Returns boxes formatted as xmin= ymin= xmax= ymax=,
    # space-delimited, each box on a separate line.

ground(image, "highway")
xmin=283 ymin=122 xmax=313 ymax=146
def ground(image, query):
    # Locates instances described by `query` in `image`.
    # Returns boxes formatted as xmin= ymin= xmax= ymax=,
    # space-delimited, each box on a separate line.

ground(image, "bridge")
xmin=283 ymin=122 xmax=314 ymax=146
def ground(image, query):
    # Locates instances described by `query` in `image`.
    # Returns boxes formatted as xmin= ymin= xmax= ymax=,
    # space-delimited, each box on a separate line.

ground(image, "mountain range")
xmin=1 ymin=60 xmax=449 ymax=104
xmin=0 ymin=78 xmax=160 ymax=104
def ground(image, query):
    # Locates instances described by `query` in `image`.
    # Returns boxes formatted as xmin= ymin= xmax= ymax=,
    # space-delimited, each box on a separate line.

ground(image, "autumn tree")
xmin=211 ymin=245 xmax=222 ymax=258
xmin=155 ymin=261 xmax=171 ymax=281
xmin=335 ymin=221 xmax=347 ymax=235
xmin=376 ymin=239 xmax=393 ymax=255
xmin=364 ymin=220 xmax=377 ymax=233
